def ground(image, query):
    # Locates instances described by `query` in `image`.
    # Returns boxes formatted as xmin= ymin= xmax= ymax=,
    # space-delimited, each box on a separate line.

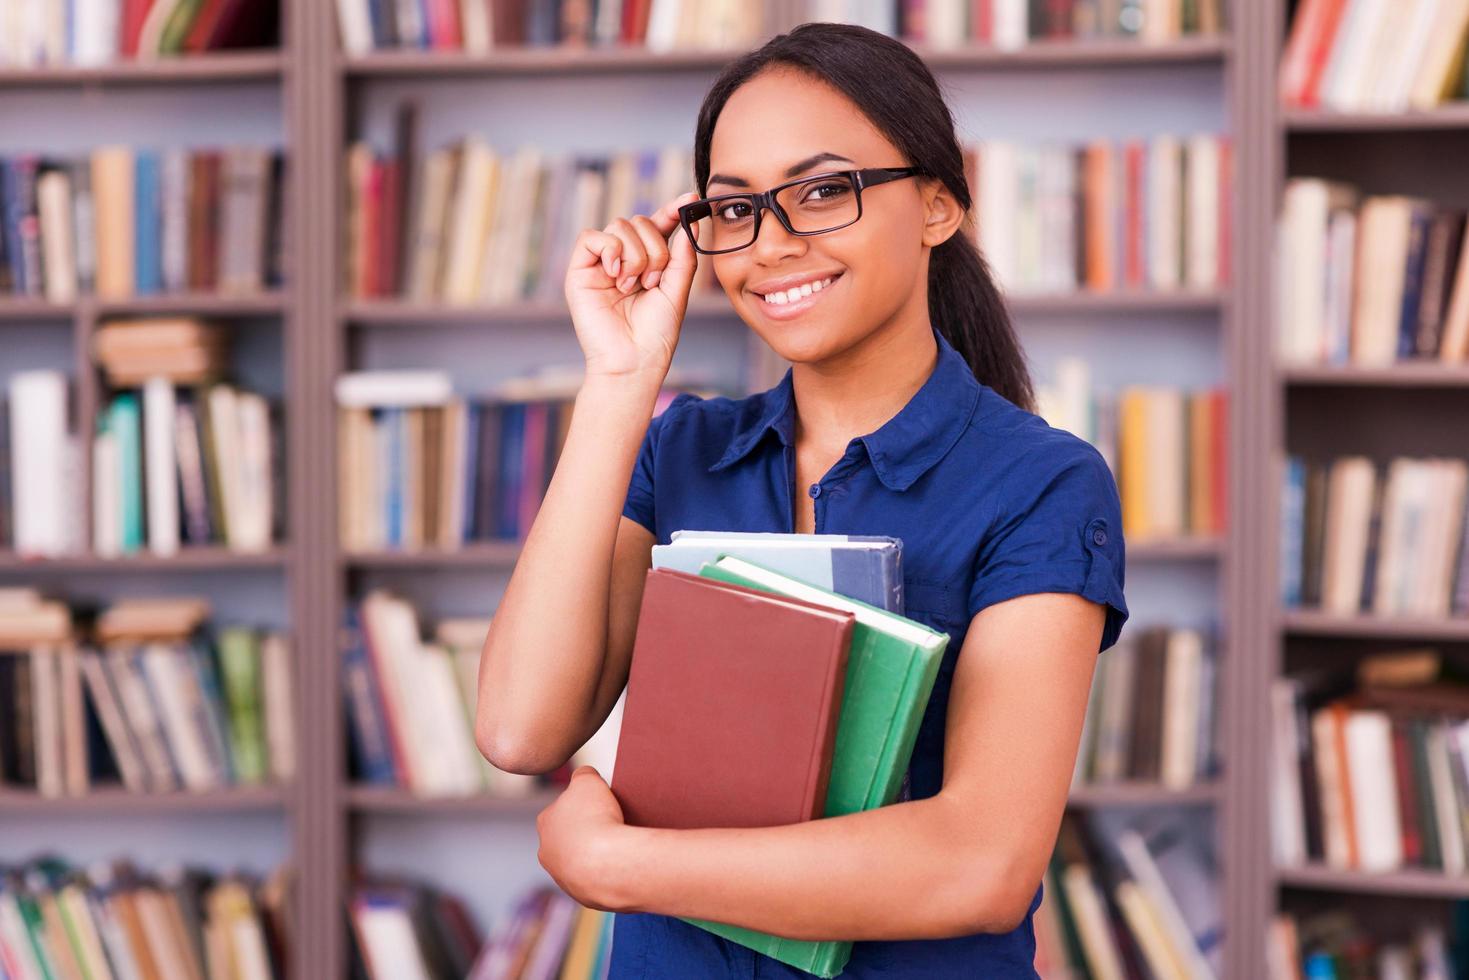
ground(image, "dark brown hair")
xmin=691 ymin=21 xmax=1034 ymax=411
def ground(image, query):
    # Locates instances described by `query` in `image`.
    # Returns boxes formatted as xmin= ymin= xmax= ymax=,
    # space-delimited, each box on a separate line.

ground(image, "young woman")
xmin=476 ymin=21 xmax=1128 ymax=979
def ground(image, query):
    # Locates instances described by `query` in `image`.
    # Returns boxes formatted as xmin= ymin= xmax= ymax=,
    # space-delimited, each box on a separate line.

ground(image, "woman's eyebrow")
xmin=707 ymin=151 xmax=857 ymax=189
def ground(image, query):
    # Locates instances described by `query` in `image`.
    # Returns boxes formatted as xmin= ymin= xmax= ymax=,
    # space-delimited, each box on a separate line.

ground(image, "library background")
xmin=2 ymin=0 xmax=1468 ymax=976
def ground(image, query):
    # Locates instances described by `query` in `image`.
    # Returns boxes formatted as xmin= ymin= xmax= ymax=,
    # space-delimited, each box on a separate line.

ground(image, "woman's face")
xmin=705 ymin=68 xmax=950 ymax=365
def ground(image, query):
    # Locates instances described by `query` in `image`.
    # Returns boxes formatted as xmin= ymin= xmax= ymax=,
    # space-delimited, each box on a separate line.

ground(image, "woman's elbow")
xmin=956 ymin=852 xmax=1043 ymax=936
xmin=474 ymin=717 xmax=566 ymax=776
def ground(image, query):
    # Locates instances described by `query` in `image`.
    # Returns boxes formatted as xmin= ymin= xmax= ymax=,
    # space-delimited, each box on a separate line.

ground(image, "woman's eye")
xmin=802 ymin=182 xmax=850 ymax=203
xmin=717 ymin=202 xmax=752 ymax=221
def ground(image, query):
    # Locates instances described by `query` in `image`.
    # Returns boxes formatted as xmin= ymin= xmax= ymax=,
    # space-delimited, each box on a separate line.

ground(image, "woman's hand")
xmin=565 ymin=191 xmax=703 ymax=381
xmin=536 ymin=765 xmax=634 ymax=912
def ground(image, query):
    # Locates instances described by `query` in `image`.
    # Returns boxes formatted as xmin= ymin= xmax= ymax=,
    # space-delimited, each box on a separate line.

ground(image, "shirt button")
xmin=808 ymin=484 xmax=822 ymax=499
xmin=1092 ymin=527 xmax=1108 ymax=546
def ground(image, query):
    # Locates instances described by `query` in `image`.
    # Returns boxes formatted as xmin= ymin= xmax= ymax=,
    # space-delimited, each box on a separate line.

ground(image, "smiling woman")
xmin=475 ymin=20 xmax=1127 ymax=980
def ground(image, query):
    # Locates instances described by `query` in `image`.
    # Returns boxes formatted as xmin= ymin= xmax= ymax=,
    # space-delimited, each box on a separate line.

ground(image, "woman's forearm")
xmin=600 ymin=792 xmax=1041 ymax=941
xmin=476 ymin=372 xmax=663 ymax=773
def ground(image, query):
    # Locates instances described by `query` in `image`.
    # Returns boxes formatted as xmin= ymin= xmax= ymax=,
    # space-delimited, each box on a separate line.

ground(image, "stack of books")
xmin=342 ymin=116 xmax=719 ymax=304
xmin=2 ymin=370 xmax=83 ymax=558
xmin=343 ymin=590 xmax=539 ymax=798
xmin=335 ymin=368 xmax=717 ymax=552
xmin=1036 ymin=813 xmax=1223 ymax=978
xmin=334 ymin=0 xmax=766 ymax=55
xmin=1269 ymin=907 xmax=1460 ymax=977
xmin=0 ymin=0 xmax=278 ymax=67
xmin=0 ymin=146 xmax=286 ymax=303
xmin=968 ymin=133 xmax=1231 ymax=296
xmin=0 ymin=591 xmax=296 ymax=797
xmin=463 ymin=885 xmax=611 ymax=980
xmin=0 ymin=857 xmax=289 ymax=980
xmin=599 ymin=531 xmax=946 ymax=978
xmin=1279 ymin=0 xmax=1469 ymax=111
xmin=815 ymin=0 xmax=1225 ymax=46
xmin=93 ymin=317 xmax=280 ymax=556
xmin=1279 ymin=455 xmax=1469 ymax=617
xmin=1277 ymin=180 xmax=1469 ymax=366
xmin=1071 ymin=624 xmax=1219 ymax=791
xmin=1271 ymin=650 xmax=1469 ymax=874
xmin=1037 ymin=358 xmax=1228 ymax=544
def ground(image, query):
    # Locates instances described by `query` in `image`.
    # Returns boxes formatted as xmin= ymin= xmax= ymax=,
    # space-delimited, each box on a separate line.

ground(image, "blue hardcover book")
xmin=134 ymin=150 xmax=161 ymax=295
xmin=341 ymin=606 xmax=397 ymax=785
xmin=652 ymin=530 xmax=904 ymax=614
xmin=497 ymin=403 xmax=526 ymax=539
xmin=1280 ymin=456 xmax=1305 ymax=608
xmin=1396 ymin=205 xmax=1432 ymax=360
xmin=1 ymin=158 xmax=28 ymax=294
xmin=187 ymin=637 xmax=237 ymax=786
xmin=385 ymin=407 xmax=404 ymax=548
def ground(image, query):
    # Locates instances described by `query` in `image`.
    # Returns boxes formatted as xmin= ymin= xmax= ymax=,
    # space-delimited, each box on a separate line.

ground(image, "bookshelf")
xmin=1260 ymin=0 xmax=1469 ymax=967
xmin=21 ymin=0 xmax=1456 ymax=975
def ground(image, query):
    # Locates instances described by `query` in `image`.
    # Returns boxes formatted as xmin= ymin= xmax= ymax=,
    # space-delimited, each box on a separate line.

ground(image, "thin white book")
xmin=143 ymin=377 xmax=180 ymax=556
xmin=1344 ymin=710 xmax=1403 ymax=872
xmin=1160 ymin=628 xmax=1203 ymax=789
xmin=93 ymin=430 xmax=121 ymax=557
xmin=235 ymin=391 xmax=274 ymax=551
xmin=1269 ymin=679 xmax=1307 ymax=868
xmin=140 ymin=643 xmax=219 ymax=791
xmin=261 ymin=633 xmax=296 ymax=783
xmin=10 ymin=371 xmax=71 ymax=557
xmin=334 ymin=371 xmax=454 ymax=409
xmin=37 ymin=169 xmax=77 ymax=302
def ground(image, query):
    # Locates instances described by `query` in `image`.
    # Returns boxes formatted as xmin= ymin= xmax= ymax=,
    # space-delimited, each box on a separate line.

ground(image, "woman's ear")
xmin=919 ymin=177 xmax=967 ymax=249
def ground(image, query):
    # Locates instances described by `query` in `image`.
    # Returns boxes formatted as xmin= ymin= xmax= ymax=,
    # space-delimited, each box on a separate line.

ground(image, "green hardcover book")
xmin=680 ymin=553 xmax=949 ymax=978
xmin=217 ymin=627 xmax=267 ymax=783
xmin=110 ymin=394 xmax=144 ymax=554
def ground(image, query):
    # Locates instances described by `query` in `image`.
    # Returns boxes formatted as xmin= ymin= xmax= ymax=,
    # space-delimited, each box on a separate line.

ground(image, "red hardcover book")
xmin=426 ymin=0 xmax=463 ymax=49
xmin=121 ymin=0 xmax=154 ymax=57
xmin=611 ymin=568 xmax=853 ymax=830
xmin=971 ymin=0 xmax=992 ymax=43
xmin=1123 ymin=140 xmax=1145 ymax=289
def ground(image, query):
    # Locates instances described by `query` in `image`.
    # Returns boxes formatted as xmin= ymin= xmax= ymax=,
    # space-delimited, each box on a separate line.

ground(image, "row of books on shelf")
xmin=0 ymin=147 xmax=286 ymax=303
xmin=336 ymin=0 xmax=761 ymax=56
xmin=1071 ymin=624 xmax=1219 ymax=792
xmin=351 ymin=878 xmax=609 ymax=980
xmin=1035 ymin=812 xmax=1222 ymax=979
xmin=1038 ymin=358 xmax=1228 ymax=543
xmin=344 ymin=121 xmax=1231 ymax=305
xmin=1271 ymin=650 xmax=1469 ymax=875
xmin=1280 ymin=455 xmax=1469 ymax=618
xmin=1277 ymin=179 xmax=1469 ymax=367
xmin=1279 ymin=0 xmax=1469 ymax=112
xmin=334 ymin=368 xmax=715 ymax=552
xmin=0 ymin=592 xmax=294 ymax=797
xmin=343 ymin=589 xmax=544 ymax=798
xmin=1268 ymin=908 xmax=1463 ymax=980
xmin=0 ymin=857 xmax=289 ymax=980
xmin=0 ymin=0 xmax=277 ymax=68
xmin=335 ymin=0 xmax=1223 ymax=57
xmin=2 ymin=362 xmax=281 ymax=559
xmin=972 ymin=134 xmax=1230 ymax=295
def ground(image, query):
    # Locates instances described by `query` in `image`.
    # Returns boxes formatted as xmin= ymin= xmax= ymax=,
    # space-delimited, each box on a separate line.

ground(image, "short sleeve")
xmin=621 ymin=392 xmax=700 ymax=536
xmin=967 ymin=442 xmax=1129 ymax=652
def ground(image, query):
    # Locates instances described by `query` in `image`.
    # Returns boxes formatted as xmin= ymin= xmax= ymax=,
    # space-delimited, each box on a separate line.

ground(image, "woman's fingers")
xmin=568 ymin=227 xmax=623 ymax=281
xmin=603 ymin=217 xmax=650 ymax=293
xmin=629 ymin=215 xmax=670 ymax=289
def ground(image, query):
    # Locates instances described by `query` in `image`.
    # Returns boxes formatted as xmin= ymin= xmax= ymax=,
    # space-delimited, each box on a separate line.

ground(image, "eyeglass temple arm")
xmin=855 ymin=167 xmax=920 ymax=189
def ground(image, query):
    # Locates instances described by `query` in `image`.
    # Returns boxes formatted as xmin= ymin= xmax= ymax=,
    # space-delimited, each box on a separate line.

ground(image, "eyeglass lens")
xmin=684 ymin=173 xmax=860 ymax=253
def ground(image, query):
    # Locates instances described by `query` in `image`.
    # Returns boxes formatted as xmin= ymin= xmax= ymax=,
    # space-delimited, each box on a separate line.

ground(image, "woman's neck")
xmin=789 ymin=317 xmax=940 ymax=451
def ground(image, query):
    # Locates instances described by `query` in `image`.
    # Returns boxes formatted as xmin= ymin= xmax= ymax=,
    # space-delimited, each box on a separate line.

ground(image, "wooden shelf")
xmin=0 ymin=296 xmax=75 ymax=321
xmin=341 ymin=36 xmax=1227 ymax=79
xmin=1280 ymin=363 xmax=1469 ymax=387
xmin=341 ymin=542 xmax=523 ymax=568
xmin=1277 ymin=864 xmax=1469 ymax=899
xmin=345 ymin=785 xmax=560 ymax=815
xmin=1282 ymin=103 xmax=1469 ymax=132
xmin=0 ymin=51 xmax=285 ymax=87
xmin=1068 ymin=781 xmax=1222 ymax=807
xmin=1280 ymin=610 xmax=1469 ymax=642
xmin=0 ymin=546 xmax=290 ymax=573
xmin=0 ymin=785 xmax=290 ymax=813
xmin=89 ymin=291 xmax=289 ymax=317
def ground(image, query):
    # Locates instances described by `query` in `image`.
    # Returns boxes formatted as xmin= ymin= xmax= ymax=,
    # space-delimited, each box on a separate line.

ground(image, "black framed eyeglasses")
xmin=676 ymin=167 xmax=923 ymax=255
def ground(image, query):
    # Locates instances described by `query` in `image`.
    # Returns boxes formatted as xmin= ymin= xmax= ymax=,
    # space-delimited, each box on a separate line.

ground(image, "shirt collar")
xmin=708 ymin=326 xmax=981 ymax=492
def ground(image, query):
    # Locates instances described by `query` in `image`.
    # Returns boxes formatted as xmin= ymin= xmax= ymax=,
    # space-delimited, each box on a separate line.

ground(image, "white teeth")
xmin=760 ymin=276 xmax=834 ymax=305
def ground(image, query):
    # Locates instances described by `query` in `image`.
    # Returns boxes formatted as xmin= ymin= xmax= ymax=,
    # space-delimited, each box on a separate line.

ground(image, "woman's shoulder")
xmin=960 ymin=385 xmax=1112 ymax=488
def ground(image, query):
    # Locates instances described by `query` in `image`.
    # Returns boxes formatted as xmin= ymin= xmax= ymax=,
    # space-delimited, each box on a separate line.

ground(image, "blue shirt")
xmin=610 ymin=325 xmax=1128 ymax=979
